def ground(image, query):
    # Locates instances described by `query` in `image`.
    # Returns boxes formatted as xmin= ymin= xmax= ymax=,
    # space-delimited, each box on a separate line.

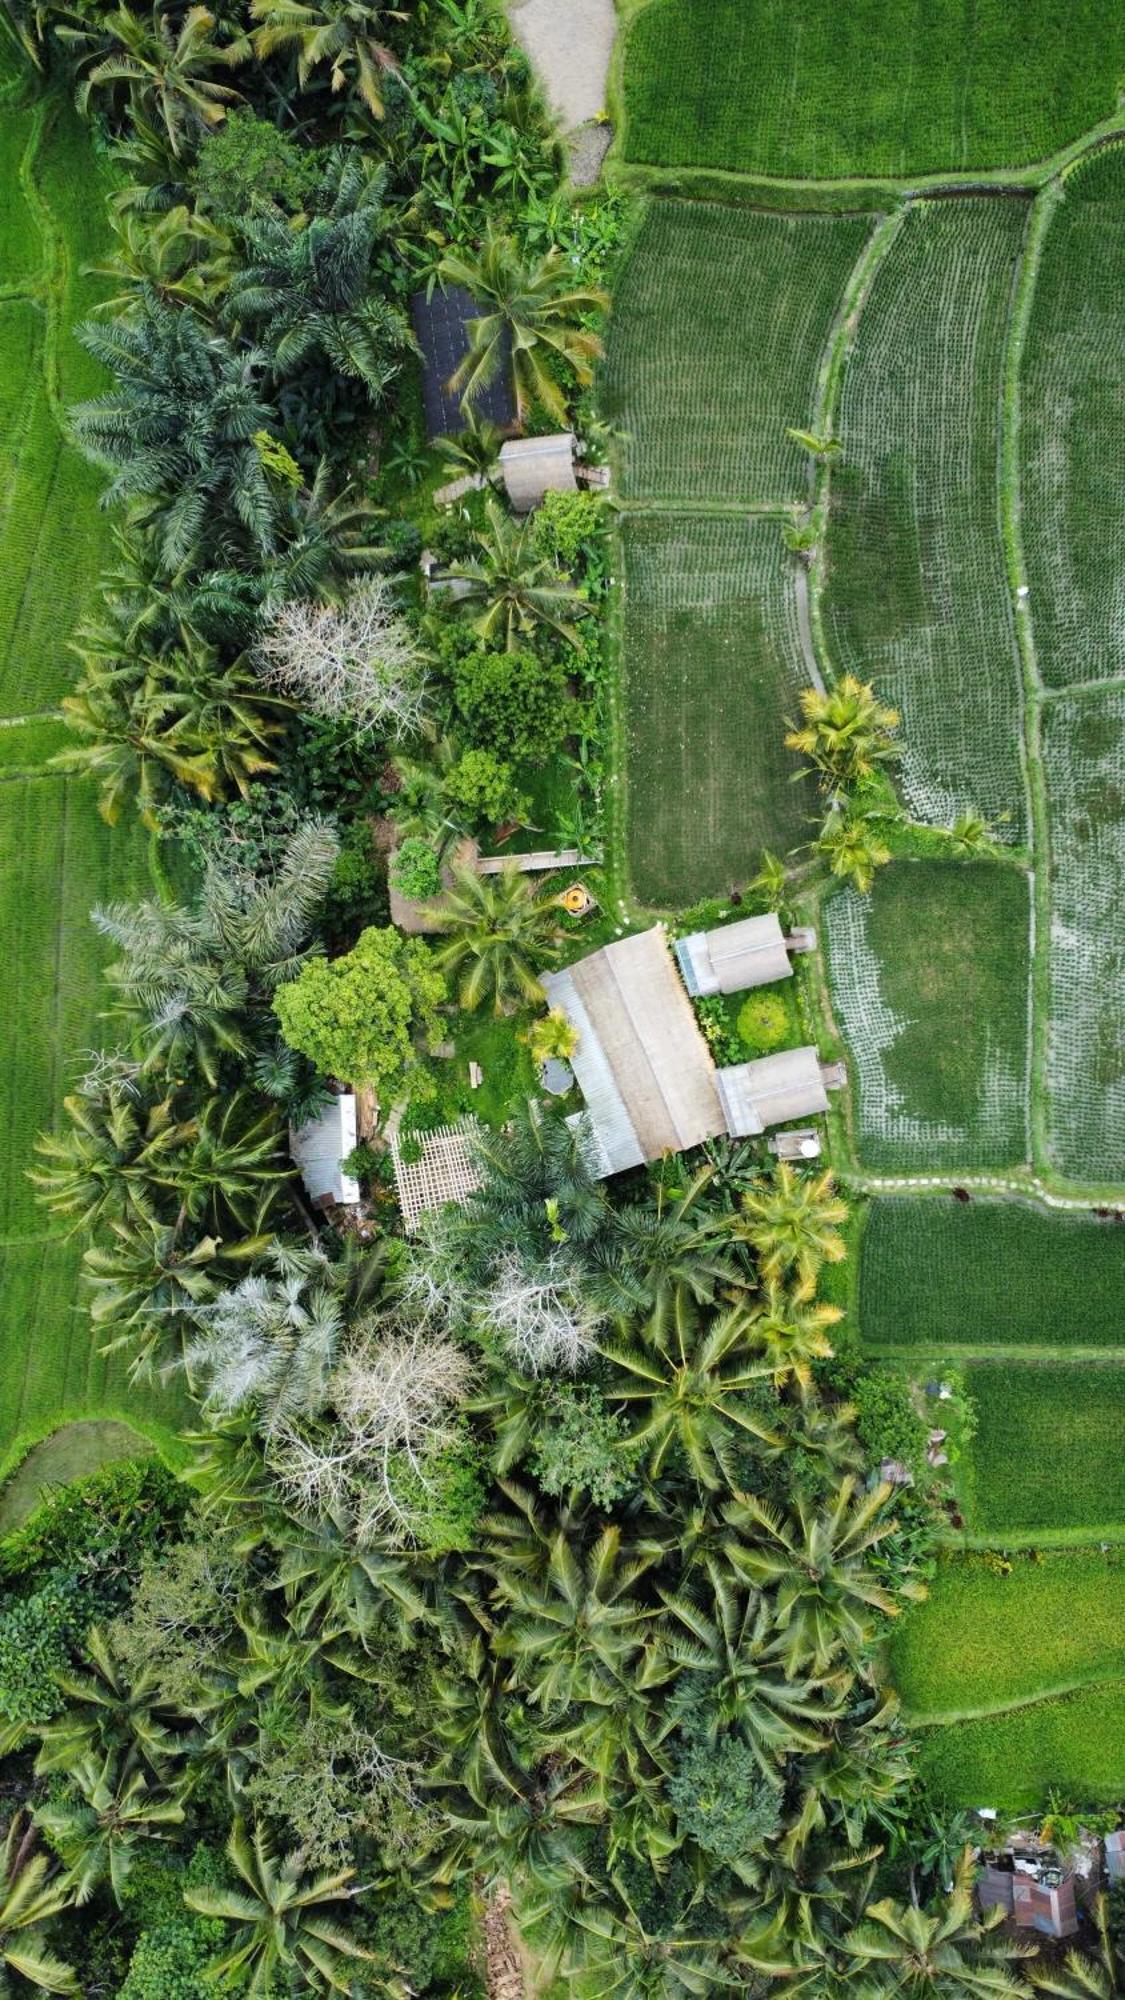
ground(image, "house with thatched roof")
xmin=543 ymin=926 xmax=839 ymax=1177
xmin=499 ymin=433 xmax=577 ymax=511
xmin=676 ymin=912 xmax=812 ymax=996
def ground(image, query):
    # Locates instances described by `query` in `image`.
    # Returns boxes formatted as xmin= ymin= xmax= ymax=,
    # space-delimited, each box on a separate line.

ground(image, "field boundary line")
xmin=870 ymin=1342 xmax=1125 ymax=1364
xmin=904 ymin=1669 xmax=1125 ymax=1730
xmin=613 ymin=497 xmax=801 ymax=519
xmin=1039 ymin=670 xmax=1125 ymax=703
xmin=807 ymin=206 xmax=906 ymax=682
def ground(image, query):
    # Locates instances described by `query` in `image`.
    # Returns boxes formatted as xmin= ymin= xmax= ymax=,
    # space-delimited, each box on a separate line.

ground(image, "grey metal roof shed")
xmin=499 ymin=433 xmax=577 ymax=512
xmin=290 ymin=1094 xmax=360 ymax=1208
xmin=676 ymin=913 xmax=794 ymax=996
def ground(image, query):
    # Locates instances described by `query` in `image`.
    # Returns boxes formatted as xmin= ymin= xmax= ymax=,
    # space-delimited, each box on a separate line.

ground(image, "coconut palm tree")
xmin=434 ymin=863 xmax=563 ymax=1014
xmin=84 ymin=1211 xmax=271 ymax=1381
xmin=185 ymin=1819 xmax=376 ymax=1992
xmin=599 ymin=1298 xmax=779 ymax=1491
xmin=529 ymin=1006 xmax=579 ymax=1065
xmin=34 ymin=1628 xmax=191 ymax=1781
xmin=815 ymin=810 xmax=892 ymax=894
xmin=86 ymin=203 xmax=235 ymax=315
xmin=785 ymin=674 xmax=900 ymax=793
xmin=842 ymin=1849 xmax=1035 ymax=1997
xmin=250 ymin=0 xmax=401 ymax=117
xmin=604 ymin=1167 xmax=745 ymax=1327
xmin=31 ymin=1077 xmax=184 ymax=1235
xmin=441 ymin=228 xmax=608 ymax=424
xmin=488 ymin=1522 xmax=660 ymax=1713
xmin=745 ymin=1283 xmax=843 ymax=1388
xmin=72 ymin=296 xmax=281 ymax=576
xmin=1030 ymin=1901 xmax=1118 ymax=1995
xmin=36 ymin=1752 xmax=186 ymax=1907
xmin=60 ymin=0 xmax=248 ymax=158
xmin=737 ymin=1161 xmax=848 ymax=1294
xmin=0 ymin=1816 xmax=77 ymax=1996
xmin=723 ymin=1478 xmax=925 ymax=1676
xmin=447 ymin=500 xmax=590 ymax=650
xmin=227 ymin=151 xmax=412 ymax=402
xmin=181 ymin=1239 xmax=345 ymax=1425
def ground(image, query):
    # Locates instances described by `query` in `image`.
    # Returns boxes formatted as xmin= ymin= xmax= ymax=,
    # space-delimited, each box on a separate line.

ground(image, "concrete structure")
xmin=500 ymin=433 xmax=577 ymax=511
xmin=290 ymin=1094 xmax=360 ymax=1208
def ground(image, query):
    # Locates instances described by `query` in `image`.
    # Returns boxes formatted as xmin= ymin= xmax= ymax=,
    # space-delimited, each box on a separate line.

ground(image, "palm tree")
xmin=0 ymin=1816 xmax=77 ymax=1996
xmin=151 ymin=1091 xmax=289 ymax=1234
xmin=31 ymin=1076 xmax=181 ymax=1234
xmin=489 ymin=1522 xmax=660 ymax=1713
xmin=529 ymin=1007 xmax=579 ymax=1065
xmin=843 ymin=1849 xmax=1035 ymax=1997
xmin=746 ymin=1283 xmax=843 ymax=1388
xmin=227 ymin=150 xmax=412 ymax=402
xmin=434 ymin=863 xmax=564 ymax=1014
xmin=72 ymin=296 xmax=281 ymax=576
xmin=815 ymin=809 xmax=892 ymax=894
xmin=251 ymin=0 xmax=401 ymax=117
xmin=86 ymin=203 xmax=235 ymax=315
xmin=36 ymin=1752 xmax=186 ymax=1907
xmin=723 ymin=1478 xmax=925 ymax=1675
xmin=737 ymin=1161 xmax=848 ymax=1293
xmin=949 ymin=811 xmax=1002 ymax=858
xmin=61 ymin=1 xmax=248 ymax=157
xmin=441 ymin=228 xmax=608 ymax=424
xmin=34 ymin=1627 xmax=190 ymax=1781
xmin=182 ymin=1239 xmax=345 ymax=1424
xmin=785 ymin=674 xmax=900 ymax=793
xmin=599 ymin=1299 xmax=779 ymax=1490
xmin=604 ymin=1167 xmax=744 ymax=1327
xmin=1030 ymin=1898 xmax=1118 ymax=1995
xmin=437 ymin=411 xmax=503 ymax=487
xmin=451 ymin=1097 xmax=612 ymax=1275
xmin=84 ymin=1212 xmax=271 ymax=1380
xmin=184 ymin=1819 xmax=376 ymax=1992
xmin=447 ymin=500 xmax=590 ymax=650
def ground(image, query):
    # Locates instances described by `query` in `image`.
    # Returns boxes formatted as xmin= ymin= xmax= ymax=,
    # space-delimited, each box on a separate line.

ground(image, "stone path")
xmin=507 ymin=0 xmax=616 ymax=132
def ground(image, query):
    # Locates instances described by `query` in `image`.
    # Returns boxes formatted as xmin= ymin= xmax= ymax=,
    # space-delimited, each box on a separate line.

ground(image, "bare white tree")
xmin=254 ymin=578 xmax=429 ymax=737
xmin=480 ymin=1248 xmax=602 ymax=1373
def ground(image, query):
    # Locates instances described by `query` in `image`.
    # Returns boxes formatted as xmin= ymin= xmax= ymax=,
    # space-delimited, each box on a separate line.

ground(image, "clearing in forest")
xmin=619 ymin=0 xmax=1125 ymax=181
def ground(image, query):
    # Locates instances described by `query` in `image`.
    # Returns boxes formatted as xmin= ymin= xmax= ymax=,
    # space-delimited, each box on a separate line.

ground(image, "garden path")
xmin=506 ymin=0 xmax=616 ymax=131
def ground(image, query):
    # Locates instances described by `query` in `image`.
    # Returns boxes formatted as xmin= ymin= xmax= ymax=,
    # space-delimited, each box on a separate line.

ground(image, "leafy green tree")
xmin=195 ymin=109 xmax=319 ymax=224
xmin=786 ymin=674 xmax=900 ymax=793
xmin=443 ymin=747 xmax=529 ymax=831
xmin=72 ymin=297 xmax=282 ymax=576
xmin=528 ymin=1383 xmax=638 ymax=1508
xmin=441 ymin=229 xmax=607 ymax=424
xmin=668 ymin=1732 xmax=782 ymax=1863
xmin=273 ymin=924 xmax=446 ymax=1093
xmin=447 ymin=501 xmax=590 ymax=650
xmin=184 ymin=1819 xmax=376 ymax=1991
xmin=0 ymin=1814 xmax=77 ymax=1997
xmin=433 ymin=863 xmax=563 ymax=1014
xmin=250 ymin=0 xmax=402 ymax=117
xmin=227 ymin=151 xmax=411 ymax=401
xmin=60 ymin=0 xmax=247 ymax=158
xmin=452 ymin=645 xmax=569 ymax=762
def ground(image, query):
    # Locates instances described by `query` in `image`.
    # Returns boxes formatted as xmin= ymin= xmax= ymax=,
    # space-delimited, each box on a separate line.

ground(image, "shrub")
xmin=195 ymin=110 xmax=318 ymax=224
xmin=443 ymin=748 xmax=529 ymax=829
xmin=390 ymin=837 xmax=442 ymax=902
xmin=737 ymin=991 xmax=789 ymax=1052
xmin=853 ymin=1366 xmax=928 ymax=1474
xmin=0 ymin=1568 xmax=85 ymax=1724
xmin=0 ymin=1457 xmax=188 ymax=1589
xmin=452 ymin=646 xmax=569 ymax=763
xmin=531 ymin=489 xmax=605 ymax=572
xmin=694 ymin=995 xmax=742 ymax=1067
xmin=668 ymin=1734 xmax=783 ymax=1861
xmin=274 ymin=926 xmax=446 ymax=1095
xmin=321 ymin=826 xmax=389 ymax=950
xmin=530 ymin=1384 xmax=637 ymax=1508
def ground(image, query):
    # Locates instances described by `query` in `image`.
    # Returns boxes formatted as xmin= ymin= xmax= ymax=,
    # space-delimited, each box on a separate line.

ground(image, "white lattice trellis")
xmin=391 ymin=1119 xmax=483 ymax=1233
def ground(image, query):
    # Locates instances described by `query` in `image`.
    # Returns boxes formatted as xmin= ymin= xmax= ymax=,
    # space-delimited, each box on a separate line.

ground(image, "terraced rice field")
xmin=963 ymin=1361 xmax=1125 ymax=1536
xmin=824 ymin=196 xmax=1029 ymax=837
xmin=619 ymin=513 xmax=816 ymax=906
xmin=620 ymin=0 xmax=1125 ymax=181
xmin=823 ymin=861 xmax=1031 ymax=1171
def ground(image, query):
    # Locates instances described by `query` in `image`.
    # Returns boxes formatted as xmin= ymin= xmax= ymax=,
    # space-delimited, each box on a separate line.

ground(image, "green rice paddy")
xmin=914 ymin=1680 xmax=1125 ymax=1811
xmin=962 ymin=1361 xmax=1125 ymax=1536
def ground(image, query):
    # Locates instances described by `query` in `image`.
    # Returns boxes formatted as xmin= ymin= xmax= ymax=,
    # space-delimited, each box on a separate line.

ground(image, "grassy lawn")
xmin=823 ymin=860 xmax=1031 ymax=1171
xmin=601 ymin=200 xmax=871 ymax=504
xmin=405 ymin=1011 xmax=539 ymax=1133
xmin=890 ymin=1549 xmax=1125 ymax=1718
xmin=825 ymin=196 xmax=1029 ymax=839
xmin=0 ymin=1419 xmax=155 ymax=1533
xmin=963 ymin=1360 xmax=1125 ymax=1535
xmin=619 ymin=0 xmax=1125 ymax=180
xmin=620 ymin=512 xmax=817 ymax=907
xmin=860 ymin=1197 xmax=1125 ymax=1352
xmin=1041 ymin=687 xmax=1125 ymax=1183
xmin=1022 ymin=143 xmax=1125 ymax=690
xmin=914 ymin=1680 xmax=1125 ymax=1811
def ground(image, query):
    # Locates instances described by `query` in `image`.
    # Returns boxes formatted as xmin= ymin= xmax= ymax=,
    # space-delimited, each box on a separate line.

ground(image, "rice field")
xmin=860 ymin=1197 xmax=1125 ymax=1352
xmin=619 ymin=512 xmax=817 ymax=906
xmin=1021 ymin=143 xmax=1125 ymax=690
xmin=1041 ymin=687 xmax=1125 ymax=1183
xmin=825 ymin=196 xmax=1030 ymax=837
xmin=823 ymin=861 xmax=1031 ymax=1171
xmin=620 ymin=0 xmax=1125 ymax=181
xmin=891 ymin=1549 xmax=1125 ymax=1718
xmin=962 ymin=1360 xmax=1125 ymax=1535
xmin=914 ymin=1680 xmax=1125 ymax=1811
xmin=601 ymin=201 xmax=872 ymax=504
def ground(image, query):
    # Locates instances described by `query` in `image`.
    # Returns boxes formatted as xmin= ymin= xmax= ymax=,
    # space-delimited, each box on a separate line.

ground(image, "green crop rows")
xmin=1021 ymin=144 xmax=1125 ymax=689
xmin=860 ymin=1197 xmax=1125 ymax=1352
xmin=620 ymin=0 xmax=1125 ymax=181
xmin=891 ymin=1549 xmax=1125 ymax=1718
xmin=601 ymin=201 xmax=871 ymax=504
xmin=823 ymin=860 xmax=1031 ymax=1171
xmin=824 ymin=197 xmax=1029 ymax=838
xmin=914 ymin=1681 xmax=1125 ymax=1811
xmin=1041 ymin=686 xmax=1125 ymax=1181
xmin=963 ymin=1360 xmax=1125 ymax=1534
xmin=619 ymin=512 xmax=817 ymax=906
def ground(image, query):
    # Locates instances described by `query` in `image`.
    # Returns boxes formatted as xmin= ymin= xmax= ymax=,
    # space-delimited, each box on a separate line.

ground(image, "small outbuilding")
xmin=499 ymin=433 xmax=577 ymax=512
xmin=714 ymin=1047 xmax=834 ymax=1137
xmin=410 ymin=285 xmax=514 ymax=439
xmin=1106 ymin=1830 xmax=1125 ymax=1881
xmin=391 ymin=1118 xmax=483 ymax=1233
xmin=676 ymin=912 xmax=803 ymax=996
xmin=291 ymin=1094 xmax=360 ymax=1209
xmin=1011 ymin=1871 xmax=1078 ymax=1939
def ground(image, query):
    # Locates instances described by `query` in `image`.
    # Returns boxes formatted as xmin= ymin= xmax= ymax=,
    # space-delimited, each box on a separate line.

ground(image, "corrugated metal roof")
xmin=290 ymin=1094 xmax=360 ymax=1206
xmin=680 ymin=913 xmax=792 ymax=995
xmin=541 ymin=968 xmax=645 ymax=1172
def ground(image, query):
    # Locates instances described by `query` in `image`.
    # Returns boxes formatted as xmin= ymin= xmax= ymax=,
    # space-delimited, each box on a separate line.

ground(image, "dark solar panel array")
xmin=410 ymin=285 xmax=515 ymax=439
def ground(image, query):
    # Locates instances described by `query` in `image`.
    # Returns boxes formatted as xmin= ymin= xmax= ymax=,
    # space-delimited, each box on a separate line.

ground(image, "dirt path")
xmin=484 ymin=1889 xmax=526 ymax=2000
xmin=506 ymin=0 xmax=616 ymax=131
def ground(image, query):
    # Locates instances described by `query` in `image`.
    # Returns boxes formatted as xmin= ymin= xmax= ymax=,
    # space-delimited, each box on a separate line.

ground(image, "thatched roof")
xmin=543 ymin=928 xmax=726 ymax=1172
xmin=714 ymin=1047 xmax=831 ymax=1138
xmin=290 ymin=1094 xmax=359 ymax=1207
xmin=499 ymin=432 xmax=577 ymax=511
xmin=676 ymin=912 xmax=792 ymax=996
